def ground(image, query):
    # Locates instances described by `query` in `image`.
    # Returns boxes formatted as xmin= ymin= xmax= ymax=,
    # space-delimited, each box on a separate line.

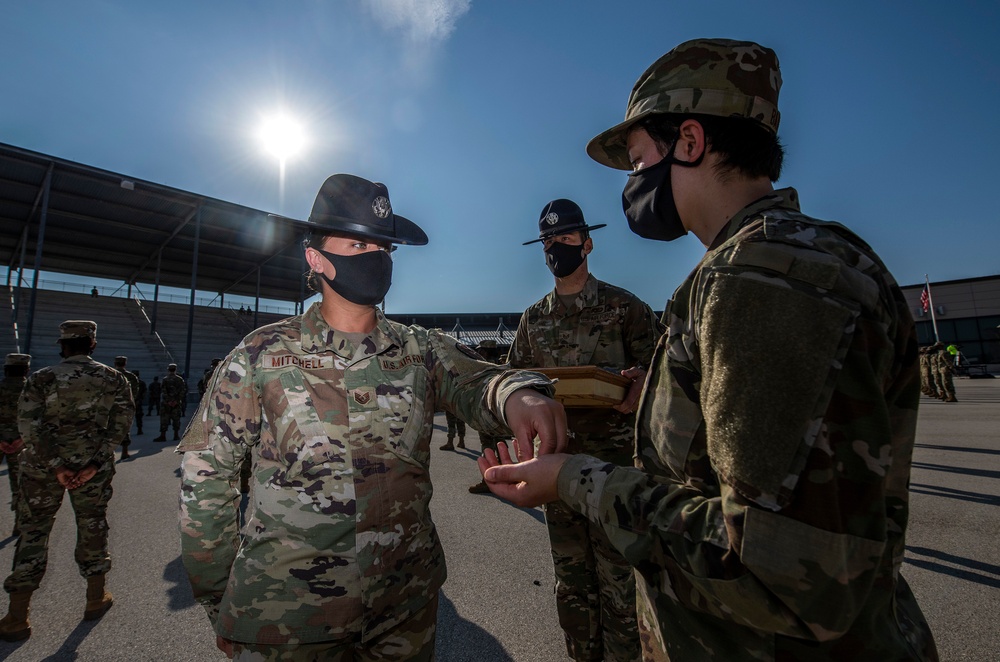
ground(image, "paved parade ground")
xmin=0 ymin=379 xmax=997 ymax=661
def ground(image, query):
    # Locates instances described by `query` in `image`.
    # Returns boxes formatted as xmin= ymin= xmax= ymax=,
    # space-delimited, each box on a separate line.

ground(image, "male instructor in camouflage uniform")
xmin=481 ymin=39 xmax=938 ymax=660
xmin=0 ymin=353 xmax=31 ymax=536
xmin=0 ymin=321 xmax=134 ymax=641
xmin=509 ymin=198 xmax=662 ymax=661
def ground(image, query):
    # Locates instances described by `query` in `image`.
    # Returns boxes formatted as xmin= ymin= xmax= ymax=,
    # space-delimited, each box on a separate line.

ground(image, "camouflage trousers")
xmin=4 ymin=460 xmax=115 ymax=593
xmin=134 ymin=405 xmax=144 ymax=432
xmin=2 ymin=451 xmax=22 ymax=514
xmin=920 ymin=359 xmax=938 ymax=396
xmin=160 ymin=404 xmax=182 ymax=434
xmin=230 ymin=592 xmax=438 ymax=661
xmin=935 ymin=367 xmax=956 ymax=400
xmin=445 ymin=412 xmax=465 ymax=442
xmin=544 ymin=500 xmax=640 ymax=662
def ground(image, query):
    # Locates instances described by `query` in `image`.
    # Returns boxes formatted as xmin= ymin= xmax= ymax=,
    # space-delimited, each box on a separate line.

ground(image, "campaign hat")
xmin=303 ymin=174 xmax=427 ymax=246
xmin=522 ymin=199 xmax=606 ymax=245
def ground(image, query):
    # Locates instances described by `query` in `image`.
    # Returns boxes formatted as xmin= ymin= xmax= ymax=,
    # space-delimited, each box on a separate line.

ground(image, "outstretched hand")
xmin=503 ymin=388 xmax=568 ymax=459
xmin=476 ymin=441 xmax=569 ymax=508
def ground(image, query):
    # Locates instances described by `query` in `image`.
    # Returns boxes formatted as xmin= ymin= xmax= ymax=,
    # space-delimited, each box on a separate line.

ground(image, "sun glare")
xmin=258 ymin=114 xmax=306 ymax=162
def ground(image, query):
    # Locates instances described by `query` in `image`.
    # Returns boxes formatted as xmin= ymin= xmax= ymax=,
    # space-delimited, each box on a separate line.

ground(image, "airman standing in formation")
xmin=0 ymin=321 xmax=133 ymax=642
xmin=931 ymin=342 xmax=958 ymax=402
xmin=481 ymin=38 xmax=938 ymax=661
xmin=0 ymin=354 xmax=31 ymax=537
xmin=132 ymin=369 xmax=147 ymax=434
xmin=507 ymin=197 xmax=662 ymax=662
xmin=440 ymin=411 xmax=466 ymax=450
xmin=153 ymin=364 xmax=187 ymax=442
xmin=147 ymin=376 xmax=161 ymax=416
xmin=113 ymin=356 xmax=143 ymax=460
xmin=919 ymin=346 xmax=939 ymax=398
xmin=197 ymin=358 xmax=222 ymax=399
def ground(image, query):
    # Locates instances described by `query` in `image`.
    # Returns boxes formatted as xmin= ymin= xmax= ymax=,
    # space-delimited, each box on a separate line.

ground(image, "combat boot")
xmin=468 ymin=480 xmax=490 ymax=494
xmin=439 ymin=438 xmax=455 ymax=451
xmin=120 ymin=448 xmax=130 ymax=460
xmin=0 ymin=590 xmax=32 ymax=642
xmin=456 ymin=437 xmax=466 ymax=449
xmin=83 ymin=575 xmax=113 ymax=621
xmin=153 ymin=433 xmax=167 ymax=442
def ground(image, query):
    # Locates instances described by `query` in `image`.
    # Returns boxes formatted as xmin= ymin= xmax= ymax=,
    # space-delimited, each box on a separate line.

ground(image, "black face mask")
xmin=544 ymin=241 xmax=586 ymax=278
xmin=316 ymin=249 xmax=393 ymax=306
xmin=621 ymin=141 xmax=704 ymax=242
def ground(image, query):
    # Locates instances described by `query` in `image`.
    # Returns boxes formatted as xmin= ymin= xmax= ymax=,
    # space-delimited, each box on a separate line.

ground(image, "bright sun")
xmin=258 ymin=114 xmax=306 ymax=162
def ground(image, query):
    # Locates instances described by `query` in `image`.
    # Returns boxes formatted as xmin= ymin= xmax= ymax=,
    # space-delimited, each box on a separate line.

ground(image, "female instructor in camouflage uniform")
xmin=178 ymin=174 xmax=567 ymax=661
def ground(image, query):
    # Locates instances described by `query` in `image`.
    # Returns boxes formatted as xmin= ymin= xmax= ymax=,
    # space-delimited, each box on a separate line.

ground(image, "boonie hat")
xmin=4 ymin=353 xmax=30 ymax=367
xmin=587 ymin=38 xmax=782 ymax=170
xmin=57 ymin=320 xmax=97 ymax=342
xmin=523 ymin=199 xmax=606 ymax=245
xmin=303 ymin=174 xmax=428 ymax=246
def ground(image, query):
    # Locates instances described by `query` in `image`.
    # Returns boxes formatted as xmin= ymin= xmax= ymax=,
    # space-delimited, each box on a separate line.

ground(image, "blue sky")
xmin=3 ymin=1 xmax=998 ymax=314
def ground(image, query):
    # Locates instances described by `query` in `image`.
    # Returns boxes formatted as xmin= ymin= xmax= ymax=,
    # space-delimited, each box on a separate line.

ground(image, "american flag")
xmin=920 ymin=283 xmax=930 ymax=313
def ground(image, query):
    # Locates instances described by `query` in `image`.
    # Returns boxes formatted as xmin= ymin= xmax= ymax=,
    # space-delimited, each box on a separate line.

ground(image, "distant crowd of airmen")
xmin=920 ymin=342 xmax=959 ymax=402
xmin=0 ymin=323 xmax=223 ymax=642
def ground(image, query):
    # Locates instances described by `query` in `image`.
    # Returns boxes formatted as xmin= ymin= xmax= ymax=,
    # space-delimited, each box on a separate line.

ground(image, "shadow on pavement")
xmin=38 ymin=618 xmax=100 ymax=662
xmin=906 ymin=546 xmax=1000 ymax=589
xmin=915 ymin=444 xmax=1000 ymax=456
xmin=164 ymin=555 xmax=198 ymax=612
xmin=911 ymin=462 xmax=1000 ymax=480
xmin=910 ymin=483 xmax=1000 ymax=506
xmin=435 ymin=592 xmax=514 ymax=662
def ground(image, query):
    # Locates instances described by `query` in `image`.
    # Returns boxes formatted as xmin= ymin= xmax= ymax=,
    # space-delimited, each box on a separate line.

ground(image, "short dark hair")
xmin=59 ymin=337 xmax=93 ymax=356
xmin=638 ymin=113 xmax=784 ymax=182
xmin=3 ymin=365 xmax=28 ymax=378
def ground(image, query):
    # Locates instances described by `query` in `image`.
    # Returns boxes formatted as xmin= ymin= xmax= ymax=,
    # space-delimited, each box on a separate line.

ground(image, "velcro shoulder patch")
xmin=700 ymin=271 xmax=857 ymax=509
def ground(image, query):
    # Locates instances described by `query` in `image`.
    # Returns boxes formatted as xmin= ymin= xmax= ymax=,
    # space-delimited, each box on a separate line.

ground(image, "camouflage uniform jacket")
xmin=508 ymin=274 xmax=661 ymax=464
xmin=556 ymin=189 xmax=937 ymax=660
xmin=1 ymin=376 xmax=26 ymax=443
xmin=160 ymin=373 xmax=187 ymax=406
xmin=118 ymin=369 xmax=141 ymax=406
xmin=178 ymin=302 xmax=553 ymax=645
xmin=18 ymin=355 xmax=134 ymax=471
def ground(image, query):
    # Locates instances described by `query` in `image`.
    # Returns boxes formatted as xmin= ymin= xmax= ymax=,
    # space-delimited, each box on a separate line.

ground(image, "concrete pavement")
xmin=0 ymin=378 xmax=997 ymax=661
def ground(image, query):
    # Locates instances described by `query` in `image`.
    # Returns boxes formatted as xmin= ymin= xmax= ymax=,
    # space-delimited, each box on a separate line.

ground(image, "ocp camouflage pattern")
xmin=587 ymin=38 xmax=782 ymax=170
xmin=509 ymin=273 xmax=661 ymax=661
xmin=18 ymin=355 xmax=134 ymax=471
xmin=1 ymin=374 xmax=26 ymax=514
xmin=508 ymin=274 xmax=662 ymax=466
xmin=556 ymin=188 xmax=938 ymax=660
xmin=178 ymin=302 xmax=553 ymax=645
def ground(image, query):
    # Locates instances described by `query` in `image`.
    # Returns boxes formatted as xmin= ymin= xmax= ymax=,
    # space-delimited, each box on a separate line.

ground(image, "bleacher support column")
xmin=151 ymin=249 xmax=161 ymax=334
xmin=298 ymin=246 xmax=306 ymax=315
xmin=183 ymin=205 xmax=202 ymax=381
xmin=255 ymin=266 xmax=261 ymax=329
xmin=24 ymin=164 xmax=53 ymax=356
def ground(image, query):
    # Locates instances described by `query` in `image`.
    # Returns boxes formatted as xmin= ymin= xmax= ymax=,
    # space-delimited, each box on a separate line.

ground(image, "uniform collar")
xmin=299 ymin=301 xmax=401 ymax=359
xmin=708 ymin=187 xmax=801 ymax=250
xmin=541 ymin=273 xmax=599 ymax=315
xmin=61 ymin=354 xmax=93 ymax=364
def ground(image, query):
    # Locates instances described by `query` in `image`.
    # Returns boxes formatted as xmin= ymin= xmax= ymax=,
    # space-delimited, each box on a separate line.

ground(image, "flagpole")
xmin=925 ymin=274 xmax=940 ymax=342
